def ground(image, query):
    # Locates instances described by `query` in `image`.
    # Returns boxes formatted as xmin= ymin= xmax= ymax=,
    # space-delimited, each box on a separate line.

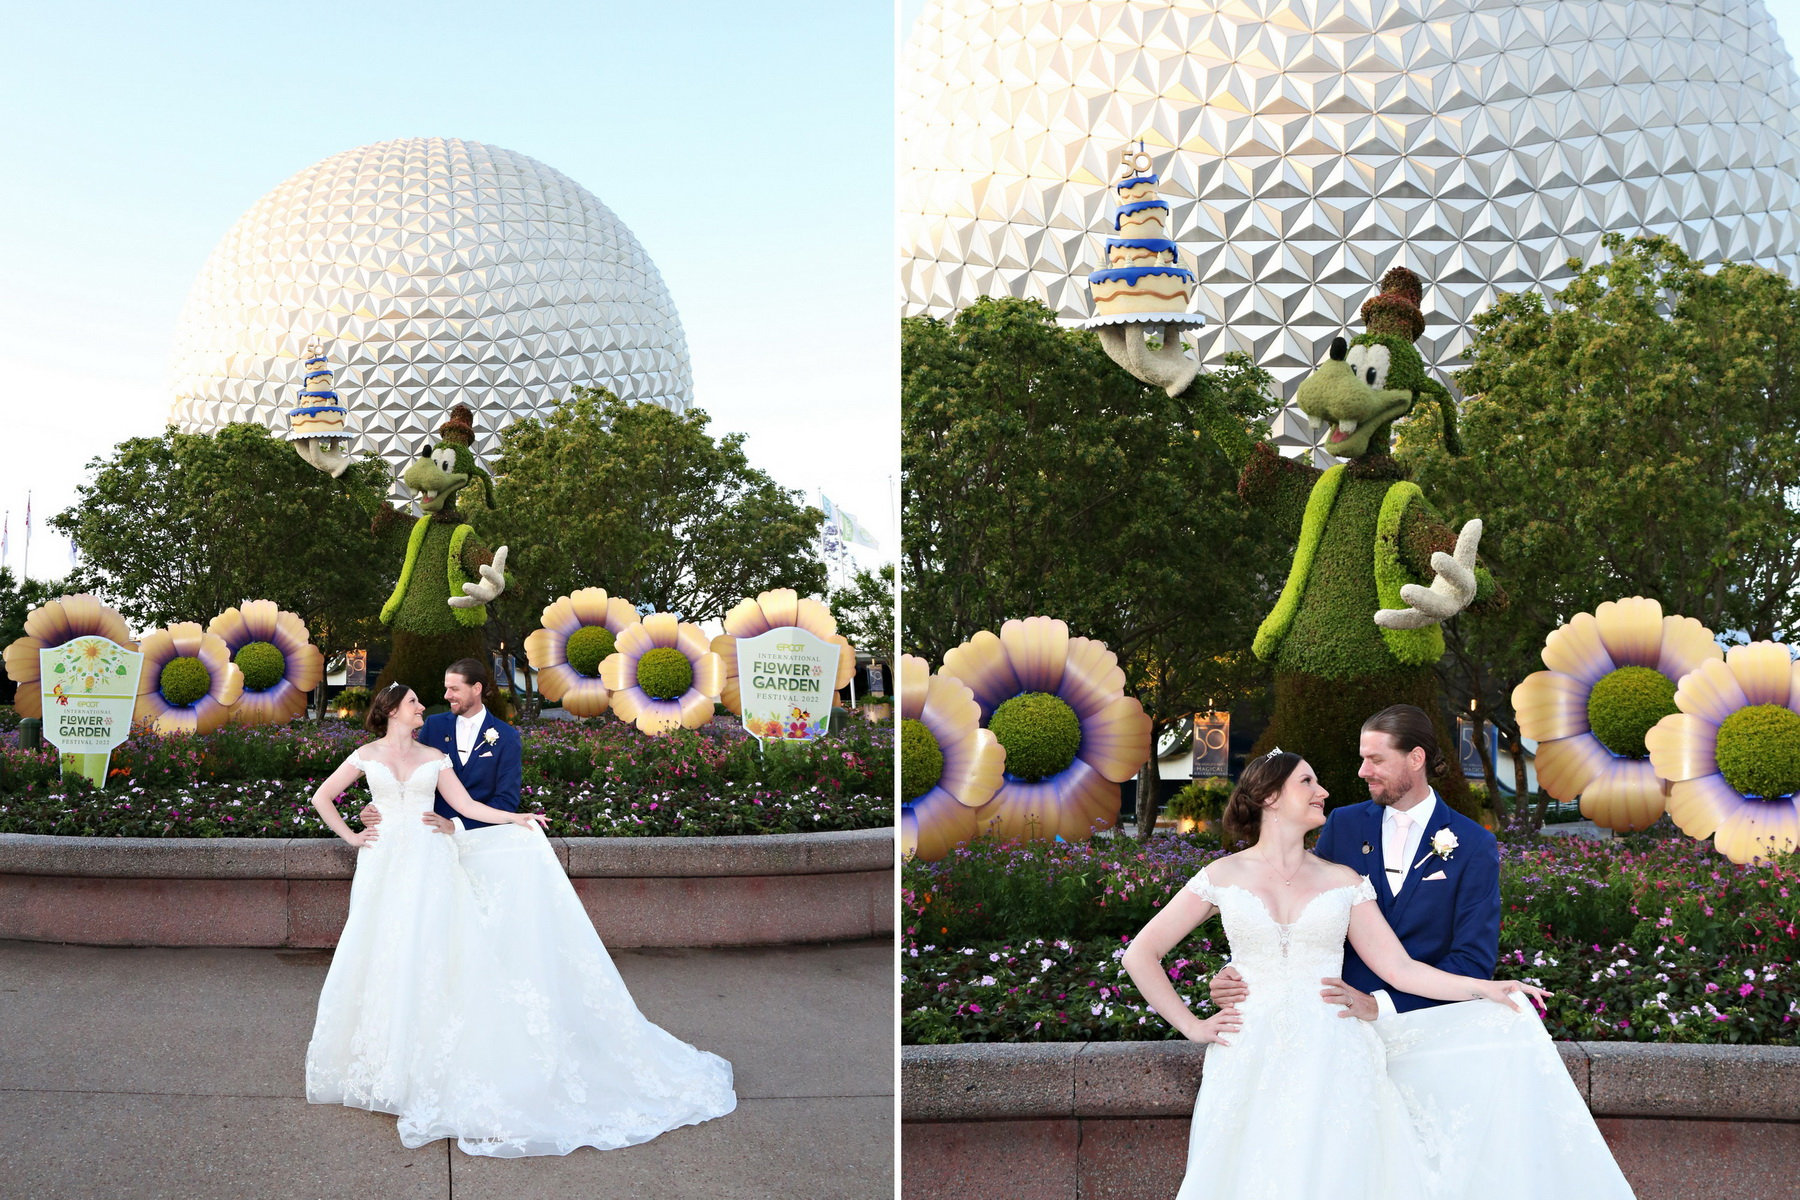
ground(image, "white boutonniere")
xmin=483 ymin=728 xmax=499 ymax=747
xmin=1413 ymin=828 xmax=1458 ymax=870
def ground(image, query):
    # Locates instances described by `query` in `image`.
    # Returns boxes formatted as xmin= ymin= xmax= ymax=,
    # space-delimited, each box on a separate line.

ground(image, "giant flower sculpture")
xmin=711 ymin=588 xmax=855 ymax=716
xmin=3 ymin=594 xmax=137 ymax=718
xmin=1646 ymin=642 xmax=1800 ymax=864
xmin=939 ymin=617 xmax=1151 ymax=843
xmin=1512 ymin=597 xmax=1722 ymax=832
xmin=134 ymin=622 xmax=245 ymax=735
xmin=899 ymin=653 xmax=1007 ymax=861
xmin=599 ymin=612 xmax=723 ymax=735
xmin=207 ymin=601 xmax=323 ymax=725
xmin=525 ymin=588 xmax=643 ymax=718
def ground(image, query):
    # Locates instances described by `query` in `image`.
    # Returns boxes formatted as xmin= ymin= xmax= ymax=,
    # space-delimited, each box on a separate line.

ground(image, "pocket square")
xmin=477 ymin=750 xmax=494 ymax=758
xmin=1423 ymin=870 xmax=1447 ymax=881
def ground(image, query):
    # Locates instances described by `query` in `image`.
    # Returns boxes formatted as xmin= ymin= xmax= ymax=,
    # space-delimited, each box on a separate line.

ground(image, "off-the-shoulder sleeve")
xmin=344 ymin=747 xmax=366 ymax=772
xmin=435 ymin=752 xmax=456 ymax=774
xmin=1352 ymin=874 xmax=1377 ymax=904
xmin=1183 ymin=864 xmax=1221 ymax=905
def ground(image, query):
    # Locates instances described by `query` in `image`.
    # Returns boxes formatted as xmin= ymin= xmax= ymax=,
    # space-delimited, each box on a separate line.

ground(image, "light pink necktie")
xmin=1386 ymin=811 xmax=1413 ymax=895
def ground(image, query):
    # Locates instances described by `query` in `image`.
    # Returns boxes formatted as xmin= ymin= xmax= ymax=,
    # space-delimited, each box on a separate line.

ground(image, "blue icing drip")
xmin=289 ymin=405 xmax=347 ymax=417
xmin=304 ymin=356 xmax=328 ymax=365
xmin=298 ymin=390 xmax=340 ymax=400
xmin=1115 ymin=174 xmax=1159 ymax=189
xmin=1087 ymin=265 xmax=1195 ymax=286
xmin=304 ymin=369 xmax=333 ymax=380
xmin=1105 ymin=237 xmax=1178 ymax=255
xmin=1113 ymin=199 xmax=1168 ymax=230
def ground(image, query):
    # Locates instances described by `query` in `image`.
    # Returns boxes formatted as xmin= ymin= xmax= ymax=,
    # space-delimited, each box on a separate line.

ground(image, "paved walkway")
xmin=0 ymin=938 xmax=893 ymax=1199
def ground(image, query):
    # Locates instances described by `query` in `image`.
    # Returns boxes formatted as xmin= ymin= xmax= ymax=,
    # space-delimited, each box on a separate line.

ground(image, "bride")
xmin=304 ymin=683 xmax=736 ymax=1156
xmin=1122 ymin=751 xmax=1633 ymax=1199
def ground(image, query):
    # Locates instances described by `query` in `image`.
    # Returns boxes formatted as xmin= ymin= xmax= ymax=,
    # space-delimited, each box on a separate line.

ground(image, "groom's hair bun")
xmin=1361 ymin=705 xmax=1449 ymax=777
xmin=1223 ymin=750 xmax=1302 ymax=845
xmin=365 ymin=683 xmax=411 ymax=736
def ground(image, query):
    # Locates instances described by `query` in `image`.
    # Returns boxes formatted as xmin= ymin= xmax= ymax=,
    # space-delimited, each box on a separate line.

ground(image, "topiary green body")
xmin=234 ymin=642 xmax=286 ymax=693
xmin=1714 ymin=705 xmax=1800 ymax=800
xmin=565 ymin=626 xmax=616 ymax=677
xmin=1586 ymin=666 xmax=1678 ymax=758
xmin=989 ymin=692 xmax=1082 ymax=782
xmin=901 ymin=718 xmax=945 ymax=802
xmin=159 ymin=657 xmax=211 ymax=707
xmin=636 ymin=647 xmax=694 ymax=700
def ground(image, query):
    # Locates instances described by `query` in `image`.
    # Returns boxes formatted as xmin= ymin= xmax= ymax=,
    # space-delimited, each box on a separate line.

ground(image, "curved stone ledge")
xmin=901 ymin=1041 xmax=1800 ymax=1200
xmin=0 ymin=829 xmax=894 ymax=949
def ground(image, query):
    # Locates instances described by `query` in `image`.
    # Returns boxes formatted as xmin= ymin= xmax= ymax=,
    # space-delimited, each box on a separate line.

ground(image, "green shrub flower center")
xmin=565 ymin=625 xmax=617 ymax=677
xmin=989 ymin=692 xmax=1082 ymax=782
xmin=234 ymin=641 xmax=286 ymax=692
xmin=636 ymin=646 xmax=694 ymax=700
xmin=1715 ymin=704 xmax=1800 ymax=800
xmin=159 ymin=656 xmax=211 ymax=707
xmin=1586 ymin=666 xmax=1677 ymax=758
xmin=901 ymin=718 xmax=945 ymax=801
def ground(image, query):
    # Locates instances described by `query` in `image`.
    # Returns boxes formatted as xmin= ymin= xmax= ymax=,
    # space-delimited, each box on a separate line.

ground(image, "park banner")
xmin=1191 ymin=711 xmax=1230 ymax=778
xmin=39 ymin=636 xmax=144 ymax=788
xmin=735 ymin=627 xmax=838 ymax=743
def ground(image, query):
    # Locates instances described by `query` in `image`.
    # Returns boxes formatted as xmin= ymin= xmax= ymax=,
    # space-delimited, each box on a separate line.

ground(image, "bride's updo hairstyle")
xmin=364 ymin=682 xmax=413 ymax=736
xmin=1222 ymin=750 xmax=1303 ymax=845
xmin=1361 ymin=704 xmax=1450 ymax=778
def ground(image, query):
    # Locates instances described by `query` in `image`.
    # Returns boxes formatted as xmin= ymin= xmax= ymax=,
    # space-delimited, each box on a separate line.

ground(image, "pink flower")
xmin=1739 ymin=983 xmax=1755 ymax=997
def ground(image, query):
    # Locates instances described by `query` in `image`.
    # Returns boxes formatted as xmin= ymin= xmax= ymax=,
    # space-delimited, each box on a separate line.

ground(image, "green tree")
xmin=473 ymin=388 xmax=826 ymax=642
xmin=830 ymin=563 xmax=896 ymax=668
xmin=902 ymin=297 xmax=1283 ymax=826
xmin=1397 ymin=234 xmax=1800 ymax=812
xmin=49 ymin=424 xmax=395 ymax=688
xmin=0 ymin=568 xmax=75 ymax=705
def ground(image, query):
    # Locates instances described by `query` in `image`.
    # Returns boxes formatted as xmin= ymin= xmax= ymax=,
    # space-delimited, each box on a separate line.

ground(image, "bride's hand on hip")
xmin=342 ymin=829 xmax=376 ymax=849
xmin=1187 ymin=1005 xmax=1244 ymax=1046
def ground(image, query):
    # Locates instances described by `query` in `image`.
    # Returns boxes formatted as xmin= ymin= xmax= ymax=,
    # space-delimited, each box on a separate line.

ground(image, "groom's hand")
xmin=1208 ymin=965 xmax=1249 ymax=1008
xmin=358 ymin=803 xmax=381 ymax=827
xmin=421 ymin=813 xmax=455 ymax=835
xmin=1321 ymin=977 xmax=1377 ymax=1021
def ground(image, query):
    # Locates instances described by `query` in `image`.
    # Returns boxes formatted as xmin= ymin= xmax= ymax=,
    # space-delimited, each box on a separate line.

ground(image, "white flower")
xmin=483 ymin=727 xmax=499 ymax=746
xmin=1431 ymin=828 xmax=1458 ymax=859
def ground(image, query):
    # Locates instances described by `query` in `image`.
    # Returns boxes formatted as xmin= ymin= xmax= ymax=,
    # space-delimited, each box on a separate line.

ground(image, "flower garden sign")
xmin=735 ymin=627 xmax=836 ymax=744
xmin=39 ymin=636 xmax=144 ymax=788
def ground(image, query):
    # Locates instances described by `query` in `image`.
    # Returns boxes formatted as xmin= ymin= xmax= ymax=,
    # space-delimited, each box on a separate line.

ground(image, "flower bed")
xmin=0 ymin=718 xmax=891 ymax=838
xmin=901 ymin=828 xmax=1800 ymax=1045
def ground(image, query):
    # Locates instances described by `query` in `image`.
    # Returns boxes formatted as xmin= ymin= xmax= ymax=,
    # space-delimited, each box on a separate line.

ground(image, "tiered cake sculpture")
xmin=286 ymin=340 xmax=357 ymax=476
xmin=1086 ymin=142 xmax=1196 ymax=320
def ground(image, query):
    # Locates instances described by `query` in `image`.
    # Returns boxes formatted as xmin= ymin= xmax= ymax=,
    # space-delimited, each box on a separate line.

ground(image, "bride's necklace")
xmin=1255 ymin=849 xmax=1306 ymax=887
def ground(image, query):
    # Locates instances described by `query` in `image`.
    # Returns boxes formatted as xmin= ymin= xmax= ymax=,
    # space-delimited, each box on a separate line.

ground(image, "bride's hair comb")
xmin=1260 ymin=745 xmax=1285 ymax=761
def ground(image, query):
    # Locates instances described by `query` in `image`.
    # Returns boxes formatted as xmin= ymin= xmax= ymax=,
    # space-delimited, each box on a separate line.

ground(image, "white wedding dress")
xmin=1176 ymin=866 xmax=1633 ymax=1200
xmin=305 ymin=750 xmax=737 ymax=1156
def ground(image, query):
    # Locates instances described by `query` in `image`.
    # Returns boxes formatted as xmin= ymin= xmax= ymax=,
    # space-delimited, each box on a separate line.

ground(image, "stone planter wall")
xmin=0 ymin=828 xmax=893 ymax=949
xmin=902 ymin=1040 xmax=1800 ymax=1200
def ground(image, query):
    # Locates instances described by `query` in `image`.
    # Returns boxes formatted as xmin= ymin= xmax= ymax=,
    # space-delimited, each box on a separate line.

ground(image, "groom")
xmin=359 ymin=658 xmax=523 ymax=837
xmin=1211 ymin=703 xmax=1501 ymax=1019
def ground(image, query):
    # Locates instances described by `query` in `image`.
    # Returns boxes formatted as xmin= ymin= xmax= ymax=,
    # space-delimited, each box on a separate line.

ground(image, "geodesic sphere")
xmin=169 ymin=137 xmax=690 ymax=469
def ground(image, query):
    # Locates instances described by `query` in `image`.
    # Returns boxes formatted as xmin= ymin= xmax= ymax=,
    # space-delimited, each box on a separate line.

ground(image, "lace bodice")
xmin=1185 ymin=865 xmax=1376 ymax=989
xmin=355 ymin=749 xmax=451 ymax=820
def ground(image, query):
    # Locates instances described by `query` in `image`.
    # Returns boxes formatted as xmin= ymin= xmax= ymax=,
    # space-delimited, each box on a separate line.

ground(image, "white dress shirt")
xmin=454 ymin=709 xmax=485 ymax=764
xmin=1372 ymin=789 xmax=1438 ymax=1019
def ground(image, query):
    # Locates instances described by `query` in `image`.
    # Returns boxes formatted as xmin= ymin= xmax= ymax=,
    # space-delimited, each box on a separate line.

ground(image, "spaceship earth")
xmin=899 ymin=0 xmax=1800 ymax=459
xmin=169 ymin=137 xmax=690 ymax=467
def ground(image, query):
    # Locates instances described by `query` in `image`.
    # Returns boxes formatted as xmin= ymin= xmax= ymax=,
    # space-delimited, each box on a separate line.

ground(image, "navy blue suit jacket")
xmin=1313 ymin=793 xmax=1500 ymax=1014
xmin=422 ymin=709 xmax=522 ymax=830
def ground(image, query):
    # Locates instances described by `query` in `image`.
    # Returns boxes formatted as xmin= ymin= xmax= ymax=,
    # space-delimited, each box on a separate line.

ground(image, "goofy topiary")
xmin=367 ymin=404 xmax=509 ymax=706
xmin=1102 ymin=267 xmax=1501 ymax=818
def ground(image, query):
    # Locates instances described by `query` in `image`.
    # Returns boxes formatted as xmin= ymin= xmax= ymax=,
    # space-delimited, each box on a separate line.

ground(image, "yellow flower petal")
xmin=940 ymin=629 xmax=1021 ymax=716
xmin=604 ymin=597 xmax=642 ymax=632
xmin=609 ymin=683 xmax=645 ymax=724
xmin=288 ymin=644 xmax=324 ymax=693
xmin=1511 ymin=670 xmax=1592 ymax=743
xmin=3 ymin=636 xmax=43 ymax=687
xmin=599 ymin=652 xmax=633 ymax=692
xmin=168 ymin=622 xmax=205 ymax=658
xmin=756 ymin=588 xmax=800 ymax=632
xmin=1644 ymin=712 xmax=1717 ymax=783
xmin=1655 ymin=615 xmax=1723 ymax=683
xmin=675 ymin=621 xmax=712 ymax=662
xmin=1675 ymin=658 xmax=1748 ymax=725
xmin=1665 ymin=774 xmax=1741 ymax=840
xmin=215 ymin=661 xmax=244 ymax=708
xmin=561 ymin=677 xmax=612 ymax=718
xmin=981 ymin=759 xmax=1122 ymax=842
xmin=536 ymin=662 xmax=578 ymax=704
xmin=1540 ymin=612 xmax=1616 ymax=685
xmin=1532 ymin=734 xmax=1612 ymax=803
xmin=524 ymin=627 xmax=564 ymax=673
xmin=722 ymin=596 xmax=770 ymax=638
xmin=539 ymin=595 xmax=579 ymax=636
xmin=940 ymin=727 xmax=1006 ymax=811
xmin=829 ymin=634 xmax=856 ymax=690
xmin=793 ymin=597 xmax=839 ymax=640
xmin=635 ymin=697 xmax=684 ymax=736
xmin=1578 ymin=757 xmax=1667 ymax=832
xmin=614 ymin=624 xmax=656 ymax=659
xmin=272 ymin=608 xmax=310 ymax=653
xmin=690 ymin=650 xmax=725 ymax=700
xmin=1713 ymin=800 xmax=1800 ymax=865
xmin=206 ymin=605 xmax=251 ymax=646
xmin=135 ymin=629 xmax=178 ymax=690
xmin=899 ymin=654 xmax=931 ymax=721
xmin=904 ymin=789 xmax=982 ymax=862
xmin=999 ymin=616 xmax=1069 ymax=695
xmin=640 ymin=612 xmax=679 ymax=648
xmin=678 ymin=690 xmax=715 ymax=729
xmin=567 ymin=588 xmax=612 ymax=628
xmin=1726 ymin=641 xmax=1795 ymax=707
xmin=1058 ymin=636 xmax=1127 ymax=720
xmin=1074 ymin=695 xmax=1153 ymax=783
xmin=1593 ymin=597 xmax=1664 ymax=668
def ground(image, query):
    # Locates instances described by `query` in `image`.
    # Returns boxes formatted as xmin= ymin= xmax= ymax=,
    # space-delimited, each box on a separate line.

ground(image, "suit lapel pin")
xmin=1361 ymin=842 xmax=1372 ymax=856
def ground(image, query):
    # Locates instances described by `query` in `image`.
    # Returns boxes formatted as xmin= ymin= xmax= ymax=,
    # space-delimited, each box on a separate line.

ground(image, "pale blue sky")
xmin=0 ymin=0 xmax=896 ymax=580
